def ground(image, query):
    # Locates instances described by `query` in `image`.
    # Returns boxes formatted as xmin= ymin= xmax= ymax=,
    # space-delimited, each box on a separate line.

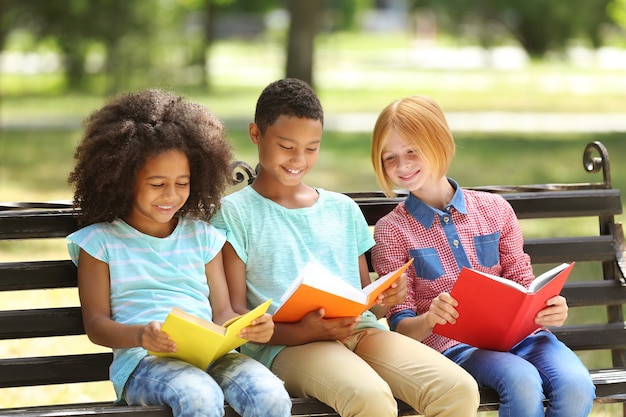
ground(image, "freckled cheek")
xmin=382 ymin=160 xmax=399 ymax=175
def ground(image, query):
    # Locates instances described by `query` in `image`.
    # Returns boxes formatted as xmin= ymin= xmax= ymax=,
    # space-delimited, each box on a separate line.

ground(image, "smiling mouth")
xmin=399 ymin=170 xmax=419 ymax=181
xmin=284 ymin=167 xmax=303 ymax=175
xmin=157 ymin=205 xmax=175 ymax=210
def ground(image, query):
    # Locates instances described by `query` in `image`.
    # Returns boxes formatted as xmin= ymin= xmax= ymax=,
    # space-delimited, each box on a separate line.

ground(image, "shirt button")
xmin=453 ymin=239 xmax=459 ymax=247
xmin=443 ymin=217 xmax=449 ymax=223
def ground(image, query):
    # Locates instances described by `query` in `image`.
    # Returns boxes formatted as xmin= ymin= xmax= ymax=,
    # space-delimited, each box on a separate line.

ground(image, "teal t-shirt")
xmin=66 ymin=217 xmax=225 ymax=400
xmin=212 ymin=186 xmax=383 ymax=368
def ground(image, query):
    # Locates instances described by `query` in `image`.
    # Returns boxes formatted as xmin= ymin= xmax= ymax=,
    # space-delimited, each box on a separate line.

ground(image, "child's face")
xmin=125 ymin=149 xmax=190 ymax=237
xmin=381 ymin=132 xmax=432 ymax=192
xmin=251 ymin=115 xmax=322 ymax=187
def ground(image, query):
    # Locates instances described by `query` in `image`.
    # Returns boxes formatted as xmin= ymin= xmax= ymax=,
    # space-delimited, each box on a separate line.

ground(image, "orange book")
xmin=148 ymin=299 xmax=271 ymax=370
xmin=273 ymin=259 xmax=414 ymax=323
xmin=432 ymin=262 xmax=575 ymax=351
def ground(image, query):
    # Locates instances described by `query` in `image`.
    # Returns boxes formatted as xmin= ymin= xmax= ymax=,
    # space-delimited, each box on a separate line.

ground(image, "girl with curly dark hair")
xmin=66 ymin=89 xmax=291 ymax=417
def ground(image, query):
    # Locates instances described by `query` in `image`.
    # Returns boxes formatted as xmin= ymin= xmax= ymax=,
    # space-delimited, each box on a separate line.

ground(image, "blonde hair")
xmin=370 ymin=95 xmax=455 ymax=197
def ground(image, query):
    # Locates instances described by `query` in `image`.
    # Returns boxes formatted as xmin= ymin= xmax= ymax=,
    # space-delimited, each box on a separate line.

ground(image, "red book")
xmin=273 ymin=259 xmax=414 ymax=323
xmin=432 ymin=262 xmax=575 ymax=351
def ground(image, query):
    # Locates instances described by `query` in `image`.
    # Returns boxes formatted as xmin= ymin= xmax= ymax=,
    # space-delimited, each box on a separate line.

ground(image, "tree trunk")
xmin=285 ymin=0 xmax=324 ymax=88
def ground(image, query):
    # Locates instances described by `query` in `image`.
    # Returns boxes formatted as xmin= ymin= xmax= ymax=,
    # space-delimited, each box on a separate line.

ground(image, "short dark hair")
xmin=254 ymin=78 xmax=324 ymax=134
xmin=68 ymin=89 xmax=233 ymax=226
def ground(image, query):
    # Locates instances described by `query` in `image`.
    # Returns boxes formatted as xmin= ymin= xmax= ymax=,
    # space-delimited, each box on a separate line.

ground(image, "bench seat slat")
xmin=0 ymin=353 xmax=111 ymax=388
xmin=591 ymin=368 xmax=626 ymax=401
xmin=0 ymin=307 xmax=84 ymax=339
xmin=0 ymin=404 xmax=173 ymax=417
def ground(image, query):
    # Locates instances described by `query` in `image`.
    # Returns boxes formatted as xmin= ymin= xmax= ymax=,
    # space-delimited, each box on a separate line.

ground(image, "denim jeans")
xmin=444 ymin=330 xmax=595 ymax=417
xmin=124 ymin=352 xmax=292 ymax=417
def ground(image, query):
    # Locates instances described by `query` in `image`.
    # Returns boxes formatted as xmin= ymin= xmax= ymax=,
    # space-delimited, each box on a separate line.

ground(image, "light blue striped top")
xmin=66 ymin=217 xmax=225 ymax=400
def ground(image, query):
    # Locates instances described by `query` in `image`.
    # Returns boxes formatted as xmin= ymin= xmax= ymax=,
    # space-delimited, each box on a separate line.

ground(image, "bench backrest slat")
xmin=503 ymin=189 xmax=623 ymax=219
xmin=561 ymin=280 xmax=626 ymax=307
xmin=523 ymin=236 xmax=617 ymax=263
xmin=0 ymin=353 xmax=111 ymax=388
xmin=553 ymin=323 xmax=626 ymax=351
xmin=0 ymin=307 xmax=83 ymax=339
xmin=0 ymin=260 xmax=77 ymax=291
xmin=352 ymin=189 xmax=623 ymax=224
xmin=0 ymin=210 xmax=76 ymax=239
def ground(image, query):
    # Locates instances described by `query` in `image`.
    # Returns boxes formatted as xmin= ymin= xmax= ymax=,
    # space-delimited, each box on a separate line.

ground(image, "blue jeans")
xmin=124 ymin=352 xmax=292 ymax=417
xmin=444 ymin=331 xmax=595 ymax=417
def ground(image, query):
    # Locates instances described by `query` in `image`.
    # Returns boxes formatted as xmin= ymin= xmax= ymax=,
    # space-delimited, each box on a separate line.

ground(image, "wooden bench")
xmin=2 ymin=140 xmax=626 ymax=416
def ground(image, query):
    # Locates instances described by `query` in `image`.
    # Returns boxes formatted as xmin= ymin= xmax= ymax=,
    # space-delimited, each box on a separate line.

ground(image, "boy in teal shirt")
xmin=212 ymin=78 xmax=479 ymax=417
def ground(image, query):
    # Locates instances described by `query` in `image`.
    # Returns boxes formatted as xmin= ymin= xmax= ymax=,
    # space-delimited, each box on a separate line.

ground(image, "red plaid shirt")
xmin=372 ymin=179 xmax=533 ymax=353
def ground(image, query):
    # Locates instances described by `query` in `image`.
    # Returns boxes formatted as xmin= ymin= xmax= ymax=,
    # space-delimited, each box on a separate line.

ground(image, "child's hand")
xmin=375 ymin=273 xmax=407 ymax=306
xmin=535 ymin=295 xmax=568 ymax=327
xmin=301 ymin=308 xmax=359 ymax=341
xmin=140 ymin=321 xmax=176 ymax=353
xmin=425 ymin=292 xmax=459 ymax=329
xmin=239 ymin=313 xmax=274 ymax=343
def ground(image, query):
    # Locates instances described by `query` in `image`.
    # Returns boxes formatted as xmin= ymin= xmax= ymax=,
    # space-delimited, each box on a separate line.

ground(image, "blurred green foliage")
xmin=2 ymin=0 xmax=625 ymax=93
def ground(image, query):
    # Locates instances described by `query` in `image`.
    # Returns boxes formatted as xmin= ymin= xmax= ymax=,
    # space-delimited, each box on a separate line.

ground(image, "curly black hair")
xmin=254 ymin=78 xmax=324 ymax=134
xmin=68 ymin=89 xmax=233 ymax=227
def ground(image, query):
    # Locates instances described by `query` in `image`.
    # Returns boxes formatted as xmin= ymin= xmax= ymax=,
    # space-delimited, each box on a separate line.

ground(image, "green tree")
xmin=2 ymin=0 xmax=186 ymax=93
xmin=608 ymin=0 xmax=626 ymax=30
xmin=1 ymin=0 xmax=362 ymax=93
xmin=285 ymin=0 xmax=325 ymax=86
xmin=409 ymin=0 xmax=617 ymax=56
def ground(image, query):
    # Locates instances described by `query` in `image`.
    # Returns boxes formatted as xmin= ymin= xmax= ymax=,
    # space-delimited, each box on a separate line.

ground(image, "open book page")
xmin=273 ymin=259 xmax=414 ymax=323
xmin=149 ymin=299 xmax=272 ymax=369
xmin=279 ymin=262 xmax=366 ymax=305
xmin=168 ymin=307 xmax=226 ymax=334
xmin=470 ymin=270 xmax=528 ymax=292
xmin=462 ymin=262 xmax=572 ymax=294
xmin=528 ymin=263 xmax=571 ymax=292
xmin=223 ymin=299 xmax=273 ymax=338
xmin=363 ymin=258 xmax=414 ymax=305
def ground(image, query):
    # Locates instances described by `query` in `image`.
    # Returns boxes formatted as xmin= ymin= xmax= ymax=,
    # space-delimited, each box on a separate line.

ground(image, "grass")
xmin=1 ymin=32 xmax=626 ymax=414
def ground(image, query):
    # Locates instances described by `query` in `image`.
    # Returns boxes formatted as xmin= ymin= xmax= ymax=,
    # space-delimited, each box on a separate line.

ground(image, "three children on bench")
xmin=67 ymin=79 xmax=594 ymax=417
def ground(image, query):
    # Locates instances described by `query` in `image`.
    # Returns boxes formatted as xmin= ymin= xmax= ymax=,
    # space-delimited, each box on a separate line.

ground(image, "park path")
xmin=2 ymin=112 xmax=626 ymax=133
xmin=324 ymin=112 xmax=626 ymax=133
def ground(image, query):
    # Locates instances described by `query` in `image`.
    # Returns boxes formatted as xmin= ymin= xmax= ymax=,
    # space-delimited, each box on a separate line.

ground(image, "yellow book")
xmin=148 ymin=299 xmax=272 ymax=370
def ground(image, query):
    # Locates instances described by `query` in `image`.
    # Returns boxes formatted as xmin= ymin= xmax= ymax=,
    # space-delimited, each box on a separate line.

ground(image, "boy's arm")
xmin=207 ymin=249 xmax=273 ymax=343
xmin=221 ymin=242 xmax=251 ymax=314
xmin=206 ymin=250 xmax=239 ymax=325
xmin=77 ymin=249 xmax=175 ymax=353
xmin=272 ymin=311 xmax=359 ymax=345
xmin=362 ymin=254 xmax=407 ymax=319
xmin=221 ymin=242 xmax=359 ymax=345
